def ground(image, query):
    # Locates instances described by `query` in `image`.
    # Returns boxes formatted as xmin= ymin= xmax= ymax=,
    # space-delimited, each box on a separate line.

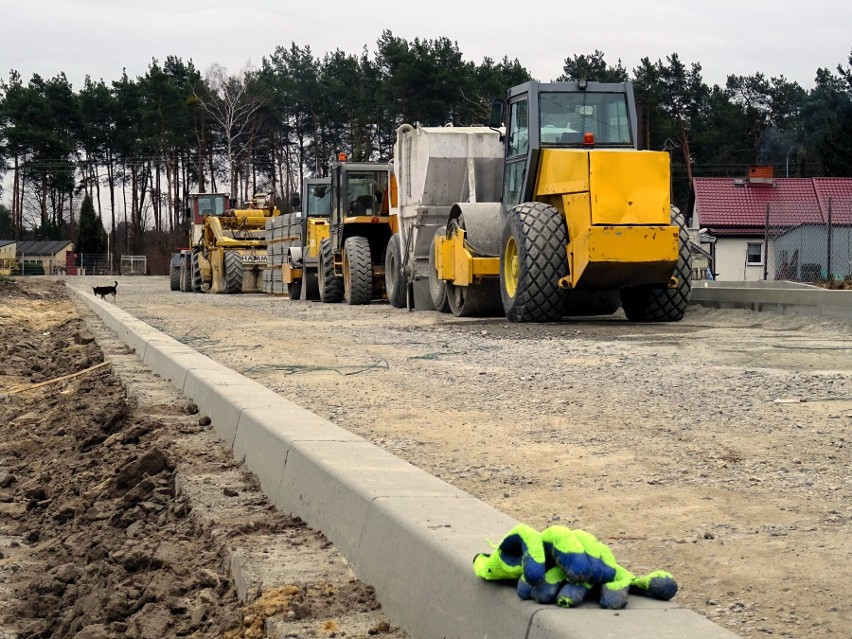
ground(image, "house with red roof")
xmin=689 ymin=170 xmax=852 ymax=282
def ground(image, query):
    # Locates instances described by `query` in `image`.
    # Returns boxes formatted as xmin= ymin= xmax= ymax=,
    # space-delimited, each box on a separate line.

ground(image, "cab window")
xmin=539 ymin=92 xmax=632 ymax=146
xmin=507 ymin=100 xmax=529 ymax=157
xmin=197 ymin=195 xmax=227 ymax=216
xmin=307 ymin=185 xmax=331 ymax=216
xmin=345 ymin=170 xmax=389 ymax=216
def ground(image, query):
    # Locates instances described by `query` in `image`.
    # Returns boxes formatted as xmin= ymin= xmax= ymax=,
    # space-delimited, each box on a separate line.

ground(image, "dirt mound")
xmin=1 ymin=279 xmax=405 ymax=639
xmin=0 ymin=280 xmax=242 ymax=638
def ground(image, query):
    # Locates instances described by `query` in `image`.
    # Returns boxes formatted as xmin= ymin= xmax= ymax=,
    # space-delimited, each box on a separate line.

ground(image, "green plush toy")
xmin=473 ymin=524 xmax=677 ymax=609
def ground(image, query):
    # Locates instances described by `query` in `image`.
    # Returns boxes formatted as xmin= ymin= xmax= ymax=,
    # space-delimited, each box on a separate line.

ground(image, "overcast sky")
xmin=2 ymin=0 xmax=850 ymax=91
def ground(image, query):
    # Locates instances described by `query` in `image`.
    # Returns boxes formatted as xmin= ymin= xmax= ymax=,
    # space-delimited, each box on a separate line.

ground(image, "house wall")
xmin=0 ymin=244 xmax=16 ymax=274
xmin=714 ymin=237 xmax=777 ymax=282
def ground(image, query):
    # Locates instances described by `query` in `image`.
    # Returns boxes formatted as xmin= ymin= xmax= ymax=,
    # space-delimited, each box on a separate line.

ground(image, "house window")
xmin=746 ymin=242 xmax=763 ymax=266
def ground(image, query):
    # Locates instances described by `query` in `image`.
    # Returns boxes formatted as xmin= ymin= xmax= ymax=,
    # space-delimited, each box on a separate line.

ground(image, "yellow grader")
xmin=386 ymin=80 xmax=691 ymax=321
xmin=171 ymin=192 xmax=279 ymax=294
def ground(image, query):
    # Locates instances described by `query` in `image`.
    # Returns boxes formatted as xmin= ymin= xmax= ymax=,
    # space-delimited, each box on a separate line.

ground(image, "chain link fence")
xmin=77 ymin=253 xmax=113 ymax=276
xmin=765 ymin=197 xmax=852 ymax=283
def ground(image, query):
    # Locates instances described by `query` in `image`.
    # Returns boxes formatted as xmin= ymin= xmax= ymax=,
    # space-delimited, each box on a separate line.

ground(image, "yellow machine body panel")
xmin=587 ymin=151 xmax=670 ymax=225
xmin=435 ymin=229 xmax=499 ymax=286
xmin=282 ymin=262 xmax=302 ymax=284
xmin=536 ymin=148 xmax=678 ymax=289
xmin=536 ymin=151 xmax=590 ymax=197
xmin=307 ymin=219 xmax=330 ymax=259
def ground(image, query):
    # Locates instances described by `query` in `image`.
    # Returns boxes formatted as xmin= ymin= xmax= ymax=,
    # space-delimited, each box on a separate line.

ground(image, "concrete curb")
xmin=69 ymin=285 xmax=738 ymax=639
xmin=690 ymin=281 xmax=852 ymax=320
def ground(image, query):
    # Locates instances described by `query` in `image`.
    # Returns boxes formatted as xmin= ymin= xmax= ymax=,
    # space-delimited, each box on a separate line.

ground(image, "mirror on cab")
xmin=290 ymin=191 xmax=301 ymax=211
xmin=489 ymin=98 xmax=504 ymax=129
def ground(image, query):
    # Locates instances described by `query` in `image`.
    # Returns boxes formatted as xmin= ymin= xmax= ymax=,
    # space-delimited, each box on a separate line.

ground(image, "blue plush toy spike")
xmin=517 ymin=576 xmax=533 ymax=600
xmin=556 ymin=582 xmax=591 ymax=608
xmin=529 ymin=567 xmax=566 ymax=605
xmin=630 ymin=570 xmax=679 ymax=600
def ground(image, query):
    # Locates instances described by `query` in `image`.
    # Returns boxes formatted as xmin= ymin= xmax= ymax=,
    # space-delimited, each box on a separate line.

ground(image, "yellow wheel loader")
xmin=389 ymin=80 xmax=691 ymax=322
xmin=276 ymin=176 xmax=332 ymax=300
xmin=172 ymin=192 xmax=279 ymax=294
xmin=316 ymin=159 xmax=393 ymax=305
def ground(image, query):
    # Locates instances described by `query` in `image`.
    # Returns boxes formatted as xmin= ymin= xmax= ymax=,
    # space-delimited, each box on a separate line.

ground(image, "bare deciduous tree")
xmin=194 ymin=63 xmax=263 ymax=200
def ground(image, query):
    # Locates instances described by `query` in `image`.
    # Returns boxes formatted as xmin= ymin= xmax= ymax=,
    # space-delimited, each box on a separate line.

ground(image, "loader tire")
xmin=191 ymin=249 xmax=203 ymax=292
xmin=179 ymin=255 xmax=192 ymax=292
xmin=344 ymin=236 xmax=372 ymax=305
xmin=223 ymin=250 xmax=244 ymax=294
xmin=169 ymin=265 xmax=180 ymax=291
xmin=385 ymin=234 xmax=406 ymax=308
xmin=319 ymin=238 xmax=343 ymax=303
xmin=500 ymin=202 xmax=568 ymax=323
xmin=428 ymin=226 xmax=450 ymax=313
xmin=620 ymin=213 xmax=692 ymax=322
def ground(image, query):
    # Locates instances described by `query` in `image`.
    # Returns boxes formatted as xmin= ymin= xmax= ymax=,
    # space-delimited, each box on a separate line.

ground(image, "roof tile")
xmin=693 ymin=178 xmax=829 ymax=230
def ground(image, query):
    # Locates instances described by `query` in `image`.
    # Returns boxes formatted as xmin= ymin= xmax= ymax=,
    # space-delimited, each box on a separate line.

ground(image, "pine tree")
xmin=76 ymin=194 xmax=106 ymax=253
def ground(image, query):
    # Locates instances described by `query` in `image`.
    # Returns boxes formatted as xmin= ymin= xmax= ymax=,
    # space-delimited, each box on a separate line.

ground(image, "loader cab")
xmin=329 ymin=161 xmax=390 ymax=240
xmin=187 ymin=193 xmax=230 ymax=225
xmin=299 ymin=177 xmax=333 ymax=260
xmin=330 ymin=164 xmax=389 ymax=221
xmin=497 ymin=81 xmax=639 ymax=210
xmin=305 ymin=180 xmax=332 ymax=218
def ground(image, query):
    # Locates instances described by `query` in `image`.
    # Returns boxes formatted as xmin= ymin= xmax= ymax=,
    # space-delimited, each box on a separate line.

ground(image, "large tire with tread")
xmin=384 ymin=234 xmax=406 ymax=308
xmin=223 ymin=250 xmax=244 ymax=294
xmin=429 ymin=226 xmax=450 ymax=313
xmin=318 ymin=238 xmax=343 ymax=303
xmin=344 ymin=236 xmax=372 ymax=305
xmin=191 ymin=249 xmax=203 ymax=292
xmin=170 ymin=265 xmax=180 ymax=291
xmin=620 ymin=213 xmax=692 ymax=322
xmin=179 ymin=255 xmax=192 ymax=292
xmin=500 ymin=202 xmax=568 ymax=323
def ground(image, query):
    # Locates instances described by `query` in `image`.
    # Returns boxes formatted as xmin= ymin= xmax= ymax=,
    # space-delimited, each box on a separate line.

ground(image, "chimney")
xmin=748 ymin=165 xmax=774 ymax=186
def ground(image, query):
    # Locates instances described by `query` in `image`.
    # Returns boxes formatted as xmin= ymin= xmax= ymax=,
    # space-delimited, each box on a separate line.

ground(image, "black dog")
xmin=93 ymin=280 xmax=118 ymax=301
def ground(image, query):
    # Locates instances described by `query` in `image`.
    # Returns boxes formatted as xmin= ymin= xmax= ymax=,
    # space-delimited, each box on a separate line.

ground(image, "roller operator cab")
xmin=316 ymin=160 xmax=393 ymax=305
xmin=433 ymin=80 xmax=691 ymax=322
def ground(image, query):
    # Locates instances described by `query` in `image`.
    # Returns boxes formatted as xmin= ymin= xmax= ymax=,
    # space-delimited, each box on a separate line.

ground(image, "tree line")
xmin=0 ymin=31 xmax=850 ymax=258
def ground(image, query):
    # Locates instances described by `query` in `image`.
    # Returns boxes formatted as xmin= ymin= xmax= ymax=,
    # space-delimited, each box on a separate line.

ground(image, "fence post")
xmin=827 ymin=197 xmax=833 ymax=281
xmin=763 ymin=203 xmax=770 ymax=281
